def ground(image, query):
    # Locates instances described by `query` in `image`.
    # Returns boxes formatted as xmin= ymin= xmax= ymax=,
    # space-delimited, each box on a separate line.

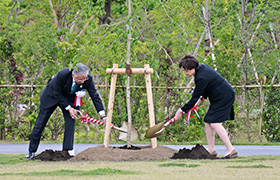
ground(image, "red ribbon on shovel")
xmin=186 ymin=102 xmax=199 ymax=119
xmin=78 ymin=111 xmax=114 ymax=128
xmin=76 ymin=111 xmax=128 ymax=133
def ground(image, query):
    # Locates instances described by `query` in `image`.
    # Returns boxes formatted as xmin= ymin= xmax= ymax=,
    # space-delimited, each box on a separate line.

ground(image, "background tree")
xmin=0 ymin=0 xmax=280 ymax=142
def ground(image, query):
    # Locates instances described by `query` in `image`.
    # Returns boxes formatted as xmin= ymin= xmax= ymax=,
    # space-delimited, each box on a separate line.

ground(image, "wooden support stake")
xmin=104 ymin=64 xmax=157 ymax=148
xmin=144 ymin=64 xmax=157 ymax=148
xmin=259 ymin=76 xmax=266 ymax=143
xmin=106 ymin=68 xmax=153 ymax=74
xmin=104 ymin=64 xmax=118 ymax=148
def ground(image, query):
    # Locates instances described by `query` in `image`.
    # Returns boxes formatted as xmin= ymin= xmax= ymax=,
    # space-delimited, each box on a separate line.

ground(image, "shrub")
xmin=262 ymin=88 xmax=280 ymax=142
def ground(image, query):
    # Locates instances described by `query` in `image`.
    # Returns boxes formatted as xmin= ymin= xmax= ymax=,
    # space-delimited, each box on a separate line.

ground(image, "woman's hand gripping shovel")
xmin=145 ymin=97 xmax=202 ymax=139
xmin=75 ymin=110 xmax=138 ymax=141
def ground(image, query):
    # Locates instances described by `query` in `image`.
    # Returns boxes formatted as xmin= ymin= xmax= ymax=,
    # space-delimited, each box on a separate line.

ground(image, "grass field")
xmin=0 ymin=154 xmax=279 ymax=180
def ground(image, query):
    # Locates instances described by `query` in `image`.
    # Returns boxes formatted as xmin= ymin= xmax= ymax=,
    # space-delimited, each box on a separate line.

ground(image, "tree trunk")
xmin=203 ymin=0 xmax=215 ymax=64
xmin=101 ymin=0 xmax=111 ymax=24
xmin=126 ymin=0 xmax=132 ymax=148
xmin=48 ymin=0 xmax=59 ymax=29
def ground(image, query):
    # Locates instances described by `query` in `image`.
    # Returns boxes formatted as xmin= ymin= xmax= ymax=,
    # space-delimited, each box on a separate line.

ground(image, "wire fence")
xmin=0 ymin=83 xmax=278 ymax=143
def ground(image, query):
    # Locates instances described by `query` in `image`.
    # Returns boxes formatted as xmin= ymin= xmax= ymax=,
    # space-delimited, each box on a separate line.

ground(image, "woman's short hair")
xmin=179 ymin=54 xmax=200 ymax=71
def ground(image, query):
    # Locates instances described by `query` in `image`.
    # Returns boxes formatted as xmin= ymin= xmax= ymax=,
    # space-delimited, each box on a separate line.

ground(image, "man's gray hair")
xmin=72 ymin=63 xmax=88 ymax=76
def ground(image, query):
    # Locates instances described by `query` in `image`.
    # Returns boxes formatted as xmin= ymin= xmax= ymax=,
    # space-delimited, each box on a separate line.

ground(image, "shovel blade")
xmin=118 ymin=121 xmax=138 ymax=141
xmin=144 ymin=121 xmax=165 ymax=139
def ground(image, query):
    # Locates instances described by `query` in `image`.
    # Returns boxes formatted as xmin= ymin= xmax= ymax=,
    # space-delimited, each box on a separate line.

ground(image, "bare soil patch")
xmin=32 ymin=144 xmax=216 ymax=161
xmin=70 ymin=145 xmax=177 ymax=161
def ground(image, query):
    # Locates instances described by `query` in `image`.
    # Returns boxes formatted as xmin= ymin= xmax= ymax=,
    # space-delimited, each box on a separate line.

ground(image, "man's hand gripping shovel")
xmin=75 ymin=110 xmax=138 ymax=141
xmin=145 ymin=97 xmax=202 ymax=139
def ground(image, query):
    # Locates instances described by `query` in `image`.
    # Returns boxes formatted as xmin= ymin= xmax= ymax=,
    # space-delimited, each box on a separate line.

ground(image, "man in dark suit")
xmin=26 ymin=63 xmax=107 ymax=158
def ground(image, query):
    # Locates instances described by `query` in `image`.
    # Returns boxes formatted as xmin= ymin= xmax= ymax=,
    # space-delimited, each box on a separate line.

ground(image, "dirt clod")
xmin=171 ymin=144 xmax=216 ymax=159
xmin=32 ymin=149 xmax=72 ymax=161
xmin=115 ymin=145 xmax=141 ymax=150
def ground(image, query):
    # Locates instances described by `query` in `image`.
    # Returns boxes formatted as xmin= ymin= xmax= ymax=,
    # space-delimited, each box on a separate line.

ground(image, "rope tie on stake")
xmin=125 ymin=63 xmax=132 ymax=76
xmin=144 ymin=68 xmax=148 ymax=74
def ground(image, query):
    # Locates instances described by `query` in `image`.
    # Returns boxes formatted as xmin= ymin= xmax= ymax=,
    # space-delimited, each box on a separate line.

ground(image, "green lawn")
xmin=0 ymin=154 xmax=279 ymax=180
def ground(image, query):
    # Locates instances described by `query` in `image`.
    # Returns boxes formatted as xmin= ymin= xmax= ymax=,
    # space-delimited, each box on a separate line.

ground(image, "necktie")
xmin=70 ymin=82 xmax=78 ymax=94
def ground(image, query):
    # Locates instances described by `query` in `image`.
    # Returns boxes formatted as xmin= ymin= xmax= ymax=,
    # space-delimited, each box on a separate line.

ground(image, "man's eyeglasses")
xmin=75 ymin=76 xmax=89 ymax=82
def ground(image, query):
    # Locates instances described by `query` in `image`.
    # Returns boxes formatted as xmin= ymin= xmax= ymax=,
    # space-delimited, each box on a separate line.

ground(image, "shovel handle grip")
xmin=154 ymin=118 xmax=176 ymax=135
xmin=164 ymin=117 xmax=176 ymax=127
xmin=163 ymin=96 xmax=202 ymax=127
xmin=76 ymin=110 xmax=115 ymax=128
xmin=76 ymin=110 xmax=129 ymax=134
xmin=87 ymin=117 xmax=129 ymax=133
xmin=88 ymin=118 xmax=116 ymax=129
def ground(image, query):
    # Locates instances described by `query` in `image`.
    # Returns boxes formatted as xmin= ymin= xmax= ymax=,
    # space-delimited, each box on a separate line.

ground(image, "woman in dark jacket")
xmin=174 ymin=55 xmax=238 ymax=159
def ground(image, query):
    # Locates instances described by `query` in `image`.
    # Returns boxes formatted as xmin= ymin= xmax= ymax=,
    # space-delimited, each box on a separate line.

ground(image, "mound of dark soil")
xmin=116 ymin=144 xmax=141 ymax=150
xmin=171 ymin=144 xmax=216 ymax=159
xmin=32 ymin=149 xmax=72 ymax=161
xmin=32 ymin=144 xmax=215 ymax=161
